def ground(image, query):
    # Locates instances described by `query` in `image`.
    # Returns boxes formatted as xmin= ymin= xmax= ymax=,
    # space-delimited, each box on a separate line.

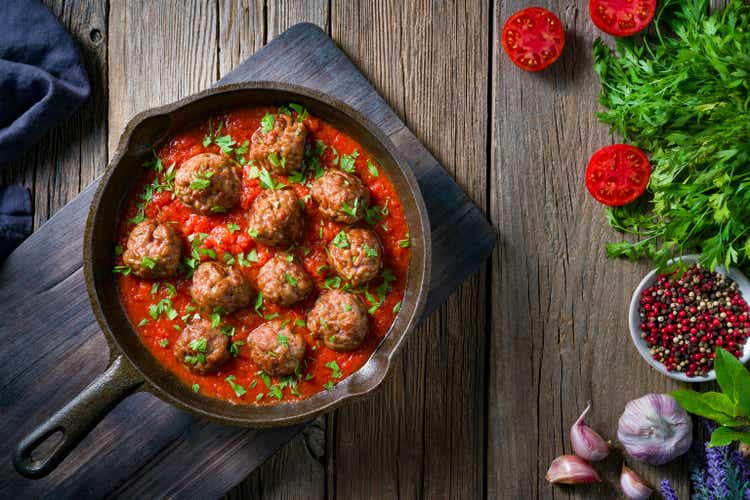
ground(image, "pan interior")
xmin=87 ymin=85 xmax=429 ymax=426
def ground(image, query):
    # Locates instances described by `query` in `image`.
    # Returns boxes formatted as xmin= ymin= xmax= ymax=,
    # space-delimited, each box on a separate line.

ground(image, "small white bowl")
xmin=629 ymin=254 xmax=750 ymax=382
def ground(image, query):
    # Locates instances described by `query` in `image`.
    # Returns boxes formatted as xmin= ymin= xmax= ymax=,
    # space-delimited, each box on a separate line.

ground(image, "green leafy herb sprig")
xmin=673 ymin=348 xmax=750 ymax=446
xmin=594 ymin=0 xmax=750 ymax=272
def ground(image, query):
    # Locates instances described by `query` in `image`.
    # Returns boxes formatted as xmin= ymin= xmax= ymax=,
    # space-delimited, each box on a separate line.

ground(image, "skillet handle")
xmin=13 ymin=355 xmax=144 ymax=479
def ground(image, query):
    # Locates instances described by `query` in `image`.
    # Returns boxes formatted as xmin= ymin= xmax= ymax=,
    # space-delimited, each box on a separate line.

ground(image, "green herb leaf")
xmin=325 ymin=360 xmax=342 ymax=379
xmin=285 ymin=273 xmax=298 ymax=287
xmin=367 ymin=160 xmax=379 ymax=177
xmin=192 ymin=383 xmax=200 ymax=393
xmin=225 ymin=375 xmax=246 ymax=397
xmin=158 ymin=339 xmax=169 ymax=348
xmin=227 ymin=223 xmax=241 ymax=233
xmin=332 ymin=231 xmax=349 ymax=249
xmin=339 ymin=150 xmax=359 ymax=173
xmin=261 ymin=113 xmax=275 ymax=134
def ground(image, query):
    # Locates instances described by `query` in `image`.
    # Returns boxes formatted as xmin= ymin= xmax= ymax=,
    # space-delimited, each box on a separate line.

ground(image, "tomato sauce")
xmin=114 ymin=106 xmax=411 ymax=404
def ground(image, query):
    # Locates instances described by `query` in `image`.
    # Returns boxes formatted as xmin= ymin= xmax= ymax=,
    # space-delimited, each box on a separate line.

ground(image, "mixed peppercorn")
xmin=638 ymin=263 xmax=750 ymax=377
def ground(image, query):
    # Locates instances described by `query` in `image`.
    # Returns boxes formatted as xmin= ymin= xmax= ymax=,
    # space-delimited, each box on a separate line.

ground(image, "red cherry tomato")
xmin=501 ymin=7 xmax=565 ymax=72
xmin=589 ymin=0 xmax=656 ymax=37
xmin=585 ymin=144 xmax=651 ymax=206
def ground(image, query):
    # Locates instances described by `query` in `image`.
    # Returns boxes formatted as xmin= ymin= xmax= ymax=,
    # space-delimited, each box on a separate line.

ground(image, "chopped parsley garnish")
xmin=324 ymin=276 xmax=341 ymax=289
xmin=149 ymin=297 xmax=178 ymax=320
xmin=331 ymin=146 xmax=339 ymax=166
xmin=268 ymin=385 xmax=283 ymax=400
xmin=203 ymin=120 xmax=236 ymax=154
xmin=277 ymin=333 xmax=289 ymax=348
xmin=113 ymin=265 xmax=132 ymax=276
xmin=261 ymin=113 xmax=275 ymax=134
xmin=393 ymin=301 xmax=402 ymax=314
xmin=288 ymin=103 xmax=309 ymax=121
xmin=258 ymin=167 xmax=285 ymax=190
xmin=227 ymin=223 xmax=241 ymax=233
xmin=325 ymin=360 xmax=342 ymax=378
xmin=249 ymin=380 xmax=258 ymax=389
xmin=114 ymin=245 xmax=124 ymax=256
xmin=294 ymin=318 xmax=306 ymax=327
xmin=332 ymin=231 xmax=349 ymax=248
xmin=223 ymin=252 xmax=236 ymax=266
xmin=225 ymin=375 xmax=246 ymax=397
xmin=343 ymin=303 xmax=352 ymax=312
xmin=367 ymin=160 xmax=379 ymax=177
xmin=339 ymin=150 xmax=359 ymax=173
xmin=284 ymin=273 xmax=298 ymax=287
xmin=248 ymin=227 xmax=259 ymax=238
xmin=323 ymin=381 xmax=334 ymax=390
xmin=158 ymin=339 xmax=169 ymax=348
xmin=211 ymin=312 xmax=221 ymax=328
xmin=137 ymin=318 xmax=149 ymax=327
xmin=183 ymin=354 xmax=204 ymax=365
xmin=256 ymin=393 xmax=264 ymax=401
xmin=316 ymin=264 xmax=329 ymax=275
xmin=399 ymin=233 xmax=411 ymax=248
xmin=363 ymin=243 xmax=378 ymax=257
xmin=189 ymin=170 xmax=214 ymax=191
xmin=192 ymin=384 xmax=200 ymax=393
xmin=229 ymin=340 xmax=245 ymax=356
xmin=267 ymin=153 xmax=285 ymax=169
xmin=210 ymin=205 xmax=226 ymax=213
xmin=221 ymin=325 xmax=236 ymax=337
xmin=340 ymin=197 xmax=359 ymax=218
xmin=189 ymin=337 xmax=208 ymax=353
xmin=237 ymin=252 xmax=251 ymax=267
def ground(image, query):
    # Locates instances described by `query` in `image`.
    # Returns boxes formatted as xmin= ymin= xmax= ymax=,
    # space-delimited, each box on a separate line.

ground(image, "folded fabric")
xmin=0 ymin=185 xmax=32 ymax=262
xmin=0 ymin=0 xmax=90 ymax=164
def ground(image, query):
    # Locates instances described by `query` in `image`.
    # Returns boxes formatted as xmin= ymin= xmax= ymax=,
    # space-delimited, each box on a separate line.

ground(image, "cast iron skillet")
xmin=13 ymin=82 xmax=430 ymax=479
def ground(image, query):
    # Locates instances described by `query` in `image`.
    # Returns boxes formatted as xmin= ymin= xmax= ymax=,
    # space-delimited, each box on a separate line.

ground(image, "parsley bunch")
xmin=594 ymin=0 xmax=750 ymax=272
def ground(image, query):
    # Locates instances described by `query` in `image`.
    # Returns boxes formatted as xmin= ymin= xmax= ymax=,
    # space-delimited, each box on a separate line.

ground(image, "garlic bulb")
xmin=570 ymin=403 xmax=610 ymax=461
xmin=545 ymin=455 xmax=601 ymax=485
xmin=617 ymin=394 xmax=692 ymax=465
xmin=620 ymin=465 xmax=653 ymax=499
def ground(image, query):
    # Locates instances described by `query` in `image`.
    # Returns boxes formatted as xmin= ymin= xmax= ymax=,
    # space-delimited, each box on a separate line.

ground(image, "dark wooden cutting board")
xmin=0 ymin=23 xmax=494 ymax=498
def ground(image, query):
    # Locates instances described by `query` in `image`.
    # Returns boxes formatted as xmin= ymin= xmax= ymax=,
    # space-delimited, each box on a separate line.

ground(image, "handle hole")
xmin=30 ymin=429 xmax=65 ymax=462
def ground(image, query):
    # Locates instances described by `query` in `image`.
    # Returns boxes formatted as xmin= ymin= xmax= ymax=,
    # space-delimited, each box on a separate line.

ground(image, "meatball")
xmin=249 ymin=113 xmax=307 ymax=174
xmin=311 ymin=169 xmax=370 ymax=224
xmin=175 ymin=153 xmax=241 ymax=215
xmin=247 ymin=189 xmax=304 ymax=246
xmin=307 ymin=290 xmax=369 ymax=352
xmin=248 ymin=320 xmax=306 ymax=376
xmin=173 ymin=319 xmax=231 ymax=374
xmin=256 ymin=254 xmax=314 ymax=306
xmin=190 ymin=261 xmax=253 ymax=312
xmin=122 ymin=219 xmax=182 ymax=278
xmin=327 ymin=228 xmax=383 ymax=287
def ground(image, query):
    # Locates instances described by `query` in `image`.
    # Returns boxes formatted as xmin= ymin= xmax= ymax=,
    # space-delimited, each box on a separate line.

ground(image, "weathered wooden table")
xmin=2 ymin=0 xmax=704 ymax=498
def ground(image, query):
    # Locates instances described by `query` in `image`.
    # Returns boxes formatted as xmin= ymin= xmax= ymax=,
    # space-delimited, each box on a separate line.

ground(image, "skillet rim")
xmin=83 ymin=81 xmax=431 ymax=427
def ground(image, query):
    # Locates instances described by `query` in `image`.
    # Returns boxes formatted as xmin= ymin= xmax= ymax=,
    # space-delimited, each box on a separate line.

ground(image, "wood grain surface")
xmin=0 ymin=0 xmax=716 ymax=498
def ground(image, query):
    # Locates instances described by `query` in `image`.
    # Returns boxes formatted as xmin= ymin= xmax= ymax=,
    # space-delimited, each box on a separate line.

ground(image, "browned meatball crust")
xmin=122 ymin=219 xmax=182 ymax=278
xmin=248 ymin=320 xmax=306 ymax=376
xmin=175 ymin=153 xmax=241 ymax=215
xmin=307 ymin=290 xmax=369 ymax=352
xmin=311 ymin=169 xmax=370 ymax=224
xmin=190 ymin=261 xmax=253 ymax=312
xmin=247 ymin=189 xmax=304 ymax=247
xmin=256 ymin=254 xmax=314 ymax=306
xmin=249 ymin=113 xmax=308 ymax=174
xmin=327 ymin=228 xmax=383 ymax=287
xmin=173 ymin=319 xmax=231 ymax=374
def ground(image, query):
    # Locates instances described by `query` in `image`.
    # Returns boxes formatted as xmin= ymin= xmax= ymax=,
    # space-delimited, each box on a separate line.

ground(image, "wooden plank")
xmin=488 ymin=1 xmax=691 ymax=498
xmin=0 ymin=0 xmax=108 ymax=229
xmin=329 ymin=1 xmax=489 ymax=498
xmin=107 ymin=0 xmax=219 ymax=156
xmin=223 ymin=3 xmax=329 ymax=499
xmin=0 ymin=21 xmax=494 ymax=500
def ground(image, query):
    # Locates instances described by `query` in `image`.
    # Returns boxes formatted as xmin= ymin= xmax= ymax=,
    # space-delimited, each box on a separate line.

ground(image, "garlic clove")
xmin=620 ymin=465 xmax=653 ymax=499
xmin=545 ymin=455 xmax=601 ymax=485
xmin=570 ymin=402 xmax=610 ymax=461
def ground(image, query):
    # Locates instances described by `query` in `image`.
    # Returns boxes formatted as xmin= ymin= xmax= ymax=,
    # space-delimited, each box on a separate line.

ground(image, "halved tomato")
xmin=585 ymin=144 xmax=651 ymax=206
xmin=501 ymin=7 xmax=565 ymax=72
xmin=590 ymin=0 xmax=656 ymax=37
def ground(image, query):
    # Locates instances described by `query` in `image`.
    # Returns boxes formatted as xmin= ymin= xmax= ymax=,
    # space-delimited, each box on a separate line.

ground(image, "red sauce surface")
xmin=114 ymin=106 xmax=411 ymax=404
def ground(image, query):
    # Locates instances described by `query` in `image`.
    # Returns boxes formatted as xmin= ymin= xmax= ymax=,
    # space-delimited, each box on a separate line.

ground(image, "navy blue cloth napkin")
xmin=0 ymin=185 xmax=32 ymax=262
xmin=0 ymin=0 xmax=90 ymax=164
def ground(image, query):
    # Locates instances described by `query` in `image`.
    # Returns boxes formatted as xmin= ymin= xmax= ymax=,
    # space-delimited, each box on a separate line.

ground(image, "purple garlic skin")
xmin=570 ymin=403 xmax=610 ymax=461
xmin=618 ymin=394 xmax=693 ymax=466
xmin=545 ymin=455 xmax=601 ymax=485
xmin=620 ymin=465 xmax=653 ymax=499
